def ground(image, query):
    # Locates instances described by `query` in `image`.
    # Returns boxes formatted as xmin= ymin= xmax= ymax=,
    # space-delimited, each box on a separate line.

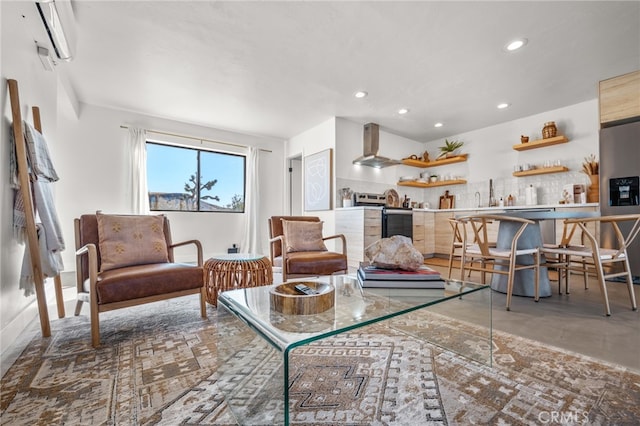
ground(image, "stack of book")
xmin=357 ymin=263 xmax=444 ymax=289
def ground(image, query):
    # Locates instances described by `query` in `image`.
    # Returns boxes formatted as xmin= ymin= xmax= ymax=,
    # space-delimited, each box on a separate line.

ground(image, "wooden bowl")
xmin=270 ymin=281 xmax=335 ymax=315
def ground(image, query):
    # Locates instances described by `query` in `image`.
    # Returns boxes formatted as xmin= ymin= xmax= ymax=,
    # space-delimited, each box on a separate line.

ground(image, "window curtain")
xmin=127 ymin=127 xmax=150 ymax=214
xmin=242 ymin=147 xmax=261 ymax=254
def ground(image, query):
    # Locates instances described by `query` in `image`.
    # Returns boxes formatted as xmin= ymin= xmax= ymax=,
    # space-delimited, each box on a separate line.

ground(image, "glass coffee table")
xmin=216 ymin=275 xmax=491 ymax=425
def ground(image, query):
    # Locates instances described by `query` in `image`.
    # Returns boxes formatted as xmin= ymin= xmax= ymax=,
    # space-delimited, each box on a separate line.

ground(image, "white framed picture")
xmin=304 ymin=148 xmax=332 ymax=211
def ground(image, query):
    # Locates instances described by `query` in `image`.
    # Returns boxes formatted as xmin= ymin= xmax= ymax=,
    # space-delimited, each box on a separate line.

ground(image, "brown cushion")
xmin=281 ymin=219 xmax=328 ymax=253
xmin=97 ymin=213 xmax=169 ymax=271
xmin=91 ymin=263 xmax=203 ymax=304
xmin=269 ymin=216 xmax=320 ymax=258
xmin=284 ymin=251 xmax=347 ymax=275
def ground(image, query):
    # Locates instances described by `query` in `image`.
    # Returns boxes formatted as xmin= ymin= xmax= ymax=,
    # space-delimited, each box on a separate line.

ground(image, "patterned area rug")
xmin=1 ymin=296 xmax=639 ymax=425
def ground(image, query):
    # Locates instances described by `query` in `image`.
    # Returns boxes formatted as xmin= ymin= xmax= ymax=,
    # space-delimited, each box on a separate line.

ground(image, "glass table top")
xmin=217 ymin=274 xmax=488 ymax=352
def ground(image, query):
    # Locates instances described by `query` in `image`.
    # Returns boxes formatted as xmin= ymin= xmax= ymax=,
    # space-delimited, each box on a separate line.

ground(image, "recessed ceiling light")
xmin=434 ymin=122 xmax=443 ymax=128
xmin=505 ymin=38 xmax=527 ymax=51
xmin=398 ymin=108 xmax=409 ymax=115
xmin=497 ymin=103 xmax=510 ymax=109
xmin=354 ymin=91 xmax=368 ymax=98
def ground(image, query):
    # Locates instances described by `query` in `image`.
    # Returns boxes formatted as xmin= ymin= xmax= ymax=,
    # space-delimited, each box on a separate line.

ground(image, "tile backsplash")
xmin=337 ymin=157 xmax=595 ymax=209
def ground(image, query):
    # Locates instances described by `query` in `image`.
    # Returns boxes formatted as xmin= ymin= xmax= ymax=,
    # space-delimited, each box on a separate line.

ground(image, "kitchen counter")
xmin=337 ymin=203 xmax=599 ymax=212
xmin=336 ymin=203 xmax=600 ymax=265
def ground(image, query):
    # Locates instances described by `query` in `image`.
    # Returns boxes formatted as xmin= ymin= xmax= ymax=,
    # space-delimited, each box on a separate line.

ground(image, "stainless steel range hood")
xmin=352 ymin=123 xmax=401 ymax=168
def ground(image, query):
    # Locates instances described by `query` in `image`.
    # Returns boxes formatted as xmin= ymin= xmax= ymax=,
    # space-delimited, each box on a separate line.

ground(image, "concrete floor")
xmin=427 ymin=261 xmax=640 ymax=372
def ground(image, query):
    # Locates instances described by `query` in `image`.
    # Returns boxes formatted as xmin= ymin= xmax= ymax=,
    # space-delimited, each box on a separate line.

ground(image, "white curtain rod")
xmin=119 ymin=125 xmax=272 ymax=153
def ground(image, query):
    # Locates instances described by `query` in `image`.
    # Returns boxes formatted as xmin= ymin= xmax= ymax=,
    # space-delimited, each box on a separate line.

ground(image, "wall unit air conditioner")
xmin=35 ymin=0 xmax=75 ymax=61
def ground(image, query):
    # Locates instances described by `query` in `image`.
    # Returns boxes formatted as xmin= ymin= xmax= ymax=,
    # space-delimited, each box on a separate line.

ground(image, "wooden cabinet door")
xmin=364 ymin=209 xmax=382 ymax=250
xmin=336 ymin=209 xmax=365 ymax=270
xmin=434 ymin=211 xmax=455 ymax=255
xmin=412 ymin=211 xmax=425 ymax=254
xmin=599 ymin=70 xmax=640 ymax=125
xmin=424 ymin=212 xmax=435 ymax=255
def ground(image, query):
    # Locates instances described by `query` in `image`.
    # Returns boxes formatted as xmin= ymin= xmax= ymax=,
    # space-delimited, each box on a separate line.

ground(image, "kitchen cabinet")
xmin=434 ymin=211 xmax=455 ymax=255
xmin=412 ymin=211 xmax=435 ymax=256
xmin=432 ymin=209 xmax=504 ymax=256
xmin=423 ymin=212 xmax=435 ymax=255
xmin=599 ymin=70 xmax=640 ymax=126
xmin=412 ymin=211 xmax=426 ymax=254
xmin=336 ymin=208 xmax=382 ymax=270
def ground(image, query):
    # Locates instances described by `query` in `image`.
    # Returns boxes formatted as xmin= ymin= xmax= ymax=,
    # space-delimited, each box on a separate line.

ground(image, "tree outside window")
xmin=147 ymin=142 xmax=246 ymax=212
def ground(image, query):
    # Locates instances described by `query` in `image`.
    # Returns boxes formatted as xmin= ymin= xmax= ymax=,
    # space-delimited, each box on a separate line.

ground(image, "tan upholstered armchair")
xmin=75 ymin=213 xmax=207 ymax=347
xmin=268 ymin=216 xmax=348 ymax=281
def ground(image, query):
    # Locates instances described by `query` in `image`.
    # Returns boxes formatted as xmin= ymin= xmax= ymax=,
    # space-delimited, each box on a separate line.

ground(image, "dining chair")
xmin=447 ymin=218 xmax=466 ymax=279
xmin=446 ymin=217 xmax=495 ymax=279
xmin=458 ymin=214 xmax=540 ymax=311
xmin=540 ymin=214 xmax=639 ymax=316
xmin=541 ymin=219 xmax=591 ymax=295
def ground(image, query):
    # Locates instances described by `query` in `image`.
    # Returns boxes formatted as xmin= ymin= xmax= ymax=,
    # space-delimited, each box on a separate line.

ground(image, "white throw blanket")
xmin=10 ymin=121 xmax=65 ymax=291
xmin=20 ymin=224 xmax=64 ymax=296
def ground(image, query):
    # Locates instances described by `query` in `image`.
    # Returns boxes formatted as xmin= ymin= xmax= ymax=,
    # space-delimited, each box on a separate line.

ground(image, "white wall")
xmin=1 ymin=1 xmax=285 ymax=354
xmin=335 ymin=118 xmax=426 ymax=204
xmin=1 ymin=0 xmax=62 ymax=354
xmin=55 ymin=103 xmax=285 ymax=267
xmin=418 ymin=99 xmax=599 ymax=208
xmin=287 ymin=118 xmax=337 ymax=235
xmin=335 ymin=101 xmax=599 ymax=210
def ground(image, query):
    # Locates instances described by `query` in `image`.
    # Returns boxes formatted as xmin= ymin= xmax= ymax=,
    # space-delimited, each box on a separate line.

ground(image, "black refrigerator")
xmin=599 ymin=121 xmax=640 ymax=278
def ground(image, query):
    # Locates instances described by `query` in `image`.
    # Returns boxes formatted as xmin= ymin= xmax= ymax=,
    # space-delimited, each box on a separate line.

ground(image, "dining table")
xmin=466 ymin=208 xmax=599 ymax=298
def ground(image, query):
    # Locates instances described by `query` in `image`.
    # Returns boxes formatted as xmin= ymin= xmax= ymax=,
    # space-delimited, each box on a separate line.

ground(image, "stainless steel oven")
xmin=382 ymin=207 xmax=413 ymax=240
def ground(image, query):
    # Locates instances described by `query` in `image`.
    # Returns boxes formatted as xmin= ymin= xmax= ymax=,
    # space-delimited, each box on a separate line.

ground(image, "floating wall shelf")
xmin=397 ymin=179 xmax=467 ymax=188
xmin=401 ymin=154 xmax=468 ymax=168
xmin=512 ymin=135 xmax=569 ymax=151
xmin=513 ymin=166 xmax=569 ymax=177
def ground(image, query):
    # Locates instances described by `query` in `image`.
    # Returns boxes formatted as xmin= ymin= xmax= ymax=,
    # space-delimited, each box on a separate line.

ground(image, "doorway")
xmin=288 ymin=155 xmax=302 ymax=215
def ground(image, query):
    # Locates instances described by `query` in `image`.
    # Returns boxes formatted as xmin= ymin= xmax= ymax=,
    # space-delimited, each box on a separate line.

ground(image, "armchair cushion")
xmin=96 ymin=213 xmax=169 ymax=271
xmin=87 ymin=263 xmax=204 ymax=304
xmin=279 ymin=251 xmax=347 ymax=275
xmin=281 ymin=219 xmax=328 ymax=253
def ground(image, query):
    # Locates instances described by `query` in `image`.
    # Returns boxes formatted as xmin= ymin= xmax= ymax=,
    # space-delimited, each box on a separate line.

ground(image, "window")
xmin=146 ymin=142 xmax=246 ymax=212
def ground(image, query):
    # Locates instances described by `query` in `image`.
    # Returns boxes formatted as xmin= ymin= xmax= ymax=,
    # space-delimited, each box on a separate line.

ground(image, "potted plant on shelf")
xmin=436 ymin=139 xmax=464 ymax=160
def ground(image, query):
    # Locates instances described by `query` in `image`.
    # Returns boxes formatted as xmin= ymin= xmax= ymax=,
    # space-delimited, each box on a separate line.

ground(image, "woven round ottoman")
xmin=204 ymin=254 xmax=273 ymax=306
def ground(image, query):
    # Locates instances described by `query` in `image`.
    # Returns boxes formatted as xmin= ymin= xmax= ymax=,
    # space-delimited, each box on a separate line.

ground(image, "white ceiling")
xmin=56 ymin=1 xmax=640 ymax=141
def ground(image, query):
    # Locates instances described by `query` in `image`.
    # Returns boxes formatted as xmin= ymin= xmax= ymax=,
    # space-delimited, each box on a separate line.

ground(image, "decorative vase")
xmin=542 ymin=121 xmax=557 ymax=139
xmin=587 ymin=174 xmax=599 ymax=203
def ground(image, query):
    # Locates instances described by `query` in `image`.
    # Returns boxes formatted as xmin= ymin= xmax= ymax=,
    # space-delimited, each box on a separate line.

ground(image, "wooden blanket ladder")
xmin=8 ymin=78 xmax=65 ymax=337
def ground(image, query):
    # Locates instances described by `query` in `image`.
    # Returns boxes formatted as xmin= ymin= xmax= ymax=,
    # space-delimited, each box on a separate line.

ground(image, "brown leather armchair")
xmin=75 ymin=213 xmax=207 ymax=347
xmin=268 ymin=216 xmax=348 ymax=281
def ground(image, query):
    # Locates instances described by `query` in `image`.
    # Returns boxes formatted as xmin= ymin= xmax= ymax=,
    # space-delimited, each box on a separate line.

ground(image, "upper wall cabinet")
xmin=599 ymin=70 xmax=640 ymax=126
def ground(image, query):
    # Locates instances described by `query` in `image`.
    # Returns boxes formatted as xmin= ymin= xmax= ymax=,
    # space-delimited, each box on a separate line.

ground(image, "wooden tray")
xmin=439 ymin=190 xmax=455 ymax=209
xmin=270 ymin=281 xmax=335 ymax=315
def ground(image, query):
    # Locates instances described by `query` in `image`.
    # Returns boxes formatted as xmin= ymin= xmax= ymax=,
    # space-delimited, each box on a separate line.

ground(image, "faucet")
xmin=475 ymin=191 xmax=481 ymax=208
xmin=489 ymin=179 xmax=497 ymax=207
